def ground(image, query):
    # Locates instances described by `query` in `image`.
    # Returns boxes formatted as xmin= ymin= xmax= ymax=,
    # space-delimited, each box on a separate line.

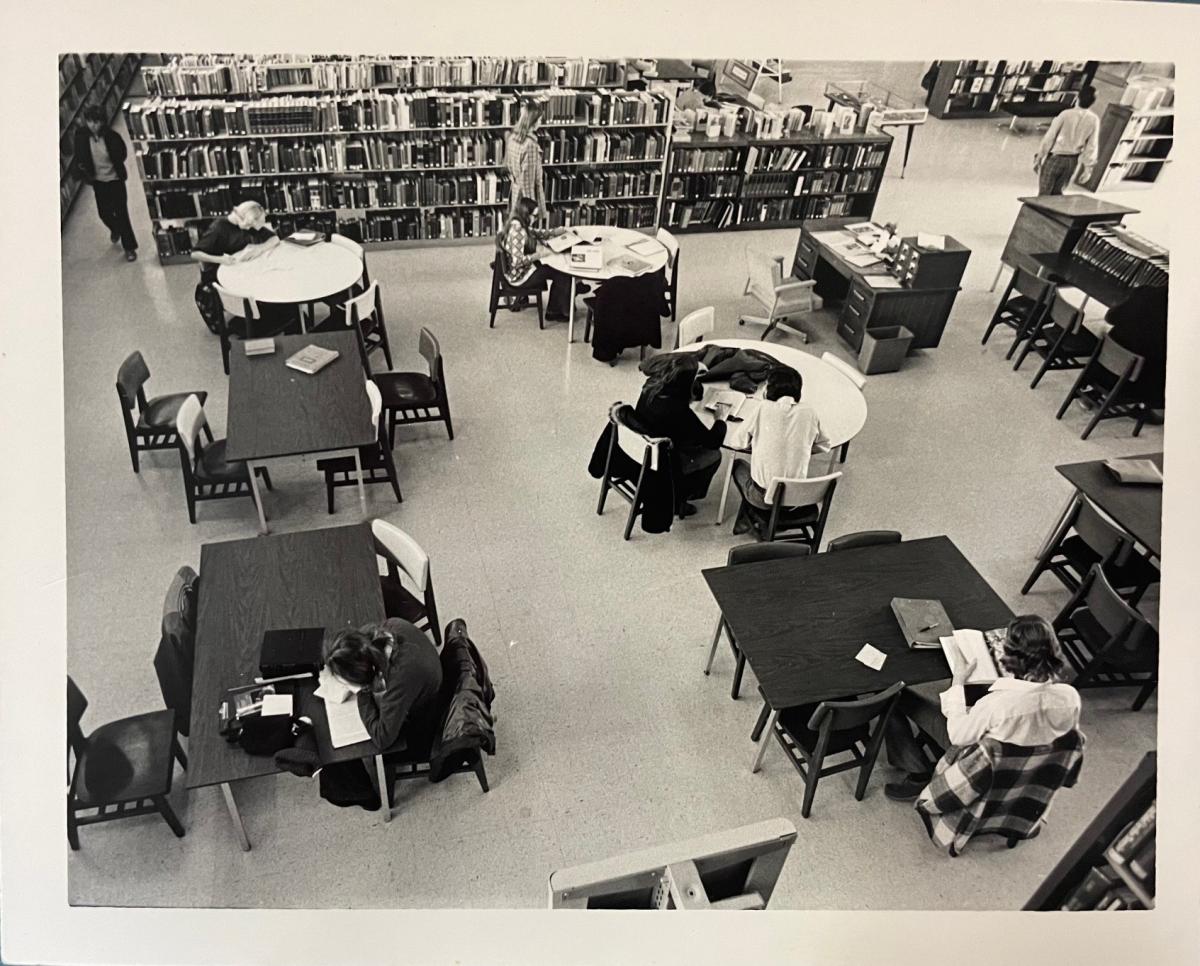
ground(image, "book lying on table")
xmin=568 ymin=245 xmax=603 ymax=271
xmin=627 ymin=237 xmax=663 ymax=257
xmin=285 ymin=229 xmax=323 ymax=246
xmin=1103 ymin=457 xmax=1163 ymax=485
xmin=891 ymin=597 xmax=952 ymax=648
xmin=285 ymin=344 xmax=340 ymax=375
xmin=244 ymin=338 xmax=276 ymax=356
xmin=612 ymin=254 xmax=651 ymax=274
xmin=705 ymin=389 xmax=748 ymax=418
xmin=546 ymin=230 xmax=583 ymax=253
xmin=939 ymin=628 xmax=1010 ymax=685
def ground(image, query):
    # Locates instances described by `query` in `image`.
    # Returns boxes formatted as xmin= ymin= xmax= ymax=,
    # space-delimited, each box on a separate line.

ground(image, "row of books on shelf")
xmin=742 ymin=172 xmax=805 ymax=198
xmin=957 ymin=60 xmax=1084 ymax=78
xmin=1061 ymin=801 xmax=1155 ymax=911
xmin=1072 ymin=225 xmax=1169 ymax=288
xmin=747 ymin=141 xmax=888 ymax=173
xmin=539 ymin=130 xmax=665 ymax=164
xmin=1106 ymin=161 xmax=1169 ymax=187
xmin=664 ymin=194 xmax=859 ymax=230
xmin=1123 ymin=114 xmax=1173 ymax=141
xmin=544 ymin=170 xmax=661 ymax=203
xmin=1108 ymin=138 xmax=1172 ymax=164
xmin=144 ymin=56 xmax=622 ymax=96
xmin=670 ymin=147 xmax=740 ymax=173
xmin=664 ymin=172 xmax=740 ymax=200
xmin=663 ymin=199 xmax=735 ymax=230
xmin=1120 ymin=83 xmax=1174 ymax=113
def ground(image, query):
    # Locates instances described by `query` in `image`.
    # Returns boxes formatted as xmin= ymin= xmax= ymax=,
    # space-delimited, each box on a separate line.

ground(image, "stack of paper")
xmin=916 ymin=233 xmax=946 ymax=251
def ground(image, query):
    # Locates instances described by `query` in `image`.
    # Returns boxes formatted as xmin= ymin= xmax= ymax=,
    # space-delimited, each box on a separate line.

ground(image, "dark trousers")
xmin=884 ymin=679 xmax=952 ymax=777
xmin=677 ymin=447 xmax=723 ymax=505
xmin=1038 ymin=154 xmax=1079 ymax=196
xmin=92 ymin=179 xmax=138 ymax=253
xmin=520 ymin=264 xmax=572 ymax=316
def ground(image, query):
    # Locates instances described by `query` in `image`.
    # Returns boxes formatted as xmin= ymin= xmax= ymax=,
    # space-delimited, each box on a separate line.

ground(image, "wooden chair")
xmin=313 ymin=281 xmax=394 ymax=371
xmin=826 ymin=530 xmax=902 ymax=553
xmin=771 ymin=681 xmax=905 ymax=818
xmin=317 ymin=380 xmax=403 ymax=513
xmin=373 ymin=327 xmax=454 ymax=445
xmin=735 ymin=471 xmax=841 ymax=549
xmin=372 ymin=519 xmax=442 ymax=645
xmin=67 ymin=676 xmax=187 ymax=850
xmin=488 ymin=237 xmax=548 ymax=328
xmin=116 ymin=351 xmax=211 ymax=472
xmin=212 ymin=283 xmax=264 ymax=375
xmin=1013 ymin=291 xmax=1098 ymax=386
xmin=704 ymin=542 xmax=812 ymax=699
xmin=1056 ymin=335 xmax=1155 ymax=440
xmin=1053 ymin=565 xmax=1158 ymax=710
xmin=676 ymin=305 xmax=714 ymax=349
xmin=329 ymin=232 xmax=369 ymax=292
xmin=981 ymin=267 xmax=1053 ymax=358
xmin=738 ymin=248 xmax=818 ymax=343
xmin=173 ymin=394 xmax=271 ymax=524
xmin=656 ymin=227 xmax=680 ymax=322
xmin=819 ymin=350 xmax=864 ymax=464
xmin=596 ymin=403 xmax=672 ymax=541
xmin=1023 ymin=496 xmax=1158 ymax=605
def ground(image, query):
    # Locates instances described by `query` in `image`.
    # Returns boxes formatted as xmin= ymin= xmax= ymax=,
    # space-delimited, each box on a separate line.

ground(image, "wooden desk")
xmin=1029 ymin=252 xmax=1140 ymax=310
xmin=226 ymin=330 xmax=376 ymax=533
xmin=995 ymin=195 xmax=1137 ymax=291
xmin=189 ymin=523 xmax=392 ymax=849
xmin=792 ymin=219 xmax=970 ymax=352
xmin=702 ymin=535 xmax=1014 ymax=772
xmin=1038 ymin=453 xmax=1163 ymax=560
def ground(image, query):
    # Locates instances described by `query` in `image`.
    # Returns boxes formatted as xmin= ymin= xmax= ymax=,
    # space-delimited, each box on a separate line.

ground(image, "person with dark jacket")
xmin=1104 ymin=285 xmax=1168 ymax=409
xmin=636 ymin=354 xmax=727 ymax=517
xmin=72 ymin=105 xmax=138 ymax=261
xmin=191 ymin=200 xmax=280 ymax=285
xmin=429 ymin=618 xmax=496 ymax=783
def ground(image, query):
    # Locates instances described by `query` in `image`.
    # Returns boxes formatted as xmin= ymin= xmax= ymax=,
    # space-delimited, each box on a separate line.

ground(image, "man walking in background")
xmin=73 ymin=105 xmax=139 ymax=261
xmin=1033 ymin=85 xmax=1101 ymax=195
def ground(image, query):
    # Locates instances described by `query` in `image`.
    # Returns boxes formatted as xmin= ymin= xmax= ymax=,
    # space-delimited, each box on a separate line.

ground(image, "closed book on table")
xmin=891 ymin=597 xmax=952 ymax=648
xmin=285 ymin=344 xmax=340 ymax=375
xmin=259 ymin=627 xmax=325 ymax=678
xmin=1103 ymin=458 xmax=1163 ymax=486
xmin=244 ymin=338 xmax=276 ymax=356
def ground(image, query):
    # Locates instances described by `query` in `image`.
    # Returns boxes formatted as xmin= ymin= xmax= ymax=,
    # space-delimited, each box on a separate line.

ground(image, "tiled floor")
xmin=63 ymin=61 xmax=1162 ymax=909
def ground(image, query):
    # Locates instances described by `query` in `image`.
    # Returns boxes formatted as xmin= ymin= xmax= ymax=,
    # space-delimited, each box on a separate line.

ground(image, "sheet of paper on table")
xmin=810 ymin=230 xmax=856 ymax=246
xmin=260 ymin=693 xmax=294 ymax=716
xmin=626 ymin=237 xmax=662 ymax=257
xmin=917 ymin=233 xmax=946 ymax=251
xmin=865 ymin=275 xmax=903 ymax=288
xmin=855 ymin=643 xmax=887 ymax=670
xmin=845 ymin=252 xmax=883 ymax=268
xmin=546 ymin=231 xmax=582 ymax=253
xmin=324 ymin=689 xmax=371 ymax=748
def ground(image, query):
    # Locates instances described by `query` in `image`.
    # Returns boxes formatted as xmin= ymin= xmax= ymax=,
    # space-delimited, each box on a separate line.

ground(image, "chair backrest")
xmin=767 ymin=471 xmax=841 ymax=508
xmin=346 ymin=281 xmax=380 ymax=327
xmin=364 ymin=379 xmax=383 ymax=431
xmin=1013 ymin=268 xmax=1052 ymax=302
xmin=727 ymin=542 xmax=812 ymax=566
xmin=67 ymin=676 xmax=88 ymax=761
xmin=611 ymin=404 xmax=669 ymax=472
xmin=1078 ymin=564 xmax=1151 ymax=647
xmin=329 ymin=233 xmax=365 ymax=261
xmin=174 ymin=394 xmax=207 ymax=464
xmin=676 ymin=306 xmax=714 ymax=348
xmin=371 ymin=518 xmax=430 ymax=593
xmin=1071 ymin=497 xmax=1132 ymax=565
xmin=826 ymin=530 xmax=902 ymax=553
xmin=1095 ymin=334 xmax=1145 ymax=383
xmin=820 ymin=351 xmax=867 ymax=390
xmin=116 ymin=351 xmax=150 ymax=411
xmin=213 ymin=282 xmax=260 ymax=321
xmin=745 ymin=248 xmax=780 ymax=308
xmin=1045 ymin=292 xmax=1083 ymax=333
xmin=655 ymin=227 xmax=679 ymax=269
xmin=418 ymin=327 xmax=443 ymax=385
xmin=807 ymin=680 xmax=905 ymax=733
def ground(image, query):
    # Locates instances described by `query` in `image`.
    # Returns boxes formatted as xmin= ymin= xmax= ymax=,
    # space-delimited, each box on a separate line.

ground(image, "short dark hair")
xmin=999 ymin=615 xmax=1068 ymax=683
xmin=765 ymin=367 xmax=802 ymax=401
xmin=1077 ymin=85 xmax=1097 ymax=109
xmin=83 ymin=105 xmax=106 ymax=125
xmin=323 ymin=626 xmax=388 ymax=687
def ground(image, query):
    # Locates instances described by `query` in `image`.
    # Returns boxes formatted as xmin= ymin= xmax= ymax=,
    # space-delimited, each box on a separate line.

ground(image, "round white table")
xmin=540 ymin=224 xmax=670 ymax=343
xmin=218 ymin=241 xmax=363 ymax=326
xmin=675 ymin=338 xmax=869 ymax=523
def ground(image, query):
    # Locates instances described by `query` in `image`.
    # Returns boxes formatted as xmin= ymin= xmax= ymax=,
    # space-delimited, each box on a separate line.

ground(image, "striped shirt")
xmin=500 ymin=218 xmax=551 ymax=285
xmin=506 ymin=133 xmax=543 ymax=208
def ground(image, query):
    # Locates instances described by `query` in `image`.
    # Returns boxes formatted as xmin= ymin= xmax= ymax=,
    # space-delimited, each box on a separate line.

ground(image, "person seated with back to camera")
xmin=882 ymin=614 xmax=1081 ymax=801
xmin=498 ymin=196 xmax=584 ymax=321
xmin=731 ymin=366 xmax=831 ymax=533
xmin=635 ymin=354 xmax=726 ymax=518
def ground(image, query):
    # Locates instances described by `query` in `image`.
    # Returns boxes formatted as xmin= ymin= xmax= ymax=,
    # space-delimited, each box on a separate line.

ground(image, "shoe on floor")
xmin=508 ymin=295 xmax=530 ymax=312
xmin=445 ymin=618 xmax=469 ymax=642
xmin=884 ymin=774 xmax=930 ymax=802
xmin=575 ymin=282 xmax=592 ymax=295
xmin=545 ymin=311 xmax=568 ymax=323
xmin=125 ymin=251 xmax=138 ymax=262
xmin=110 ymin=231 xmax=121 ymax=245
xmin=678 ymin=502 xmax=699 ymax=518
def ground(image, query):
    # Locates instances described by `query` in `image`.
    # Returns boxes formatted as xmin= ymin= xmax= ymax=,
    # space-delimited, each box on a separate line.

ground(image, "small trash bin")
xmin=857 ymin=325 xmax=914 ymax=375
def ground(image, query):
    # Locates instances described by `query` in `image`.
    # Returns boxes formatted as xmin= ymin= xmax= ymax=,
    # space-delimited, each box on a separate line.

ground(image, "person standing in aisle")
xmin=505 ymin=98 xmax=548 ymax=225
xmin=72 ymin=105 xmax=139 ymax=261
xmin=1033 ymin=85 xmax=1101 ymax=195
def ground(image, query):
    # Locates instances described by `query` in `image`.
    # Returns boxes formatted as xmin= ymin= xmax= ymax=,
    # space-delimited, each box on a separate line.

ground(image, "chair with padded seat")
xmin=173 ymin=394 xmax=272 ymax=524
xmin=488 ymin=237 xmax=547 ymax=328
xmin=738 ymin=248 xmax=818 ymax=343
xmin=373 ymin=327 xmax=454 ymax=446
xmin=116 ymin=351 xmax=212 ymax=472
xmin=704 ymin=542 xmax=812 ymax=699
xmin=733 ymin=470 xmax=841 ymax=549
xmin=317 ymin=380 xmax=403 ymax=513
xmin=1052 ymin=565 xmax=1158 ymax=710
xmin=1023 ymin=495 xmax=1158 ymax=605
xmin=596 ymin=403 xmax=673 ymax=541
xmin=371 ymin=519 xmax=442 ymax=646
xmin=676 ymin=305 xmax=714 ymax=349
xmin=981 ymin=267 xmax=1054 ymax=359
xmin=825 ymin=530 xmax=902 ymax=553
xmin=312 ymin=281 xmax=394 ymax=371
xmin=656 ymin=227 xmax=681 ymax=322
xmin=67 ymin=676 xmax=188 ymax=850
xmin=1012 ymin=290 xmax=1099 ymax=387
xmin=1056 ymin=335 xmax=1157 ymax=440
xmin=770 ymin=681 xmax=905 ymax=818
xmin=212 ymin=283 xmax=297 ymax=375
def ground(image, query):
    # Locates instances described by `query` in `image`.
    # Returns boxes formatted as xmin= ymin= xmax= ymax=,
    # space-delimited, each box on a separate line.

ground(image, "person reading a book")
xmin=730 ymin=366 xmax=831 ymax=534
xmin=498 ymin=196 xmax=575 ymax=321
xmin=882 ymin=615 xmax=1082 ymax=801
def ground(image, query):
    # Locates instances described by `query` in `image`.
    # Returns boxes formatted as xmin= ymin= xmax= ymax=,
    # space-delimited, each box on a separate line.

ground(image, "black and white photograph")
xmin=3 ymin=2 xmax=1200 ymax=965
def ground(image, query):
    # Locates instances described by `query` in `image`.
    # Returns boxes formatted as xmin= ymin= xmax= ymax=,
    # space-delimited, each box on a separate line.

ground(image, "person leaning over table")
xmin=1033 ymin=85 xmax=1100 ymax=195
xmin=881 ymin=614 xmax=1081 ymax=802
xmin=498 ymin=196 xmax=577 ymax=321
xmin=72 ymin=105 xmax=139 ymax=262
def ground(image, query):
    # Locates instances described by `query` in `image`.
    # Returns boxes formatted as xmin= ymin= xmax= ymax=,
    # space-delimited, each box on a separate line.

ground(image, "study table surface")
xmin=187 ymin=523 xmax=389 ymax=791
xmin=218 ymin=239 xmax=363 ymax=306
xmin=1057 ymin=452 xmax=1163 ymax=557
xmin=702 ymin=535 xmax=1015 ymax=716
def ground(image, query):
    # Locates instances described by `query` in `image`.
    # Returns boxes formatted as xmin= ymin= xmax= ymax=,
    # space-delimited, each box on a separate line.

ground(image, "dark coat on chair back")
xmin=587 ymin=410 xmax=677 ymax=534
xmin=154 ymin=566 xmax=199 ymax=736
xmin=1105 ymin=285 xmax=1168 ymax=408
xmin=590 ymin=270 xmax=669 ymax=362
xmin=429 ymin=632 xmax=496 ymax=782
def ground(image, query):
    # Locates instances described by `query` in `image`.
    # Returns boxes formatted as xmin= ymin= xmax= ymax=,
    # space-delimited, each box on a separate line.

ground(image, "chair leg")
xmin=325 ymin=473 xmax=336 ymax=514
xmin=155 ymin=795 xmax=186 ymax=838
xmin=173 ymin=734 xmax=189 ymax=770
xmin=67 ymin=801 xmax=80 ymax=850
xmin=750 ymin=701 xmax=771 ymax=742
xmin=1081 ymin=391 xmax=1115 ymax=440
xmin=596 ymin=476 xmax=611 ymax=515
xmin=704 ymin=617 xmax=725 ymax=675
xmin=1006 ymin=836 xmax=1020 ymax=850
xmin=257 ymin=467 xmax=273 ymax=491
xmin=731 ymin=649 xmax=746 ymax=700
xmin=473 ymin=756 xmax=490 ymax=793
xmin=202 ymin=423 xmax=215 ymax=444
xmin=1021 ymin=555 xmax=1049 ymax=595
xmin=442 ymin=403 xmax=454 ymax=441
xmin=380 ymin=329 xmax=394 ymax=370
xmin=536 ymin=293 xmax=545 ymax=330
xmin=1132 ymin=678 xmax=1157 ymax=711
xmin=186 ymin=491 xmax=197 ymax=525
xmin=839 ymin=441 xmax=850 ymax=464
xmin=129 ymin=442 xmax=140 ymax=473
xmin=800 ymin=749 xmax=823 ymax=819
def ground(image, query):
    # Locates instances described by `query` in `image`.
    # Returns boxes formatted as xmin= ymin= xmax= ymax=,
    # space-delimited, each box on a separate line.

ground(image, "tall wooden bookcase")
xmin=59 ymin=54 xmax=142 ymax=222
xmin=127 ymin=56 xmax=673 ymax=263
xmin=1083 ymin=102 xmax=1174 ymax=192
xmin=928 ymin=60 xmax=1096 ymax=120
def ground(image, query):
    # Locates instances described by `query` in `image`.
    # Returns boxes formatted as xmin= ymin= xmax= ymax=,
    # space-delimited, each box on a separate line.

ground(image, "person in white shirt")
xmin=730 ymin=367 xmax=830 ymax=532
xmin=1033 ymin=85 xmax=1100 ymax=194
xmin=883 ymin=615 xmax=1081 ymax=801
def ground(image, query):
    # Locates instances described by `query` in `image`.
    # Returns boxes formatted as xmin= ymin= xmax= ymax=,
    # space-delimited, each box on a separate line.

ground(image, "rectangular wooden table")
xmin=225 ymin=330 xmax=375 ymax=533
xmin=1038 ymin=453 xmax=1163 ymax=560
xmin=702 ymin=535 xmax=1014 ymax=772
xmin=188 ymin=523 xmax=398 ymax=849
xmin=1029 ymin=252 xmax=1140 ymax=310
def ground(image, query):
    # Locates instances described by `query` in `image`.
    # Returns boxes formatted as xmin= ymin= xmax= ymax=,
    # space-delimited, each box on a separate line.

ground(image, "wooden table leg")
xmin=374 ymin=755 xmax=391 ymax=823
xmin=1036 ymin=492 xmax=1081 ymax=560
xmin=352 ymin=448 xmax=367 ymax=514
xmin=990 ymin=263 xmax=1006 ymax=293
xmin=750 ymin=708 xmax=779 ymax=774
xmin=567 ymin=278 xmax=578 ymax=343
xmin=247 ymin=461 xmax=269 ymax=535
xmin=716 ymin=455 xmax=736 ymax=526
xmin=220 ymin=782 xmax=251 ymax=851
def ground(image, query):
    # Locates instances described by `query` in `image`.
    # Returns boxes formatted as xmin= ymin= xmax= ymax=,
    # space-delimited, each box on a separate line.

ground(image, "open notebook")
xmin=315 ymin=666 xmax=370 ymax=748
xmin=939 ymin=628 xmax=1010 ymax=685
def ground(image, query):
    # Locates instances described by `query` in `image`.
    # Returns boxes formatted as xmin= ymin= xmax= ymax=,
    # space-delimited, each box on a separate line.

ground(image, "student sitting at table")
xmin=497 ymin=197 xmax=576 ymax=321
xmin=730 ymin=366 xmax=830 ymax=533
xmin=636 ymin=354 xmax=726 ymax=518
xmin=882 ymin=615 xmax=1081 ymax=801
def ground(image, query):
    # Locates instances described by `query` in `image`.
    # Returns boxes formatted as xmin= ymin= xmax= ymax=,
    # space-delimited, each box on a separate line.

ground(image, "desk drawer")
xmin=838 ymin=300 xmax=866 ymax=350
xmin=795 ymin=238 xmax=819 ymax=278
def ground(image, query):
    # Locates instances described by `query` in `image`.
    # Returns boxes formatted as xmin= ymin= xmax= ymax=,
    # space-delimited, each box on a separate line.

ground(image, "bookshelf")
xmin=1083 ymin=91 xmax=1174 ymax=192
xmin=661 ymin=132 xmax=892 ymax=234
xmin=1024 ymin=752 xmax=1156 ymax=911
xmin=59 ymin=54 xmax=143 ymax=223
xmin=929 ymin=60 xmax=1096 ymax=120
xmin=127 ymin=56 xmax=671 ymax=263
